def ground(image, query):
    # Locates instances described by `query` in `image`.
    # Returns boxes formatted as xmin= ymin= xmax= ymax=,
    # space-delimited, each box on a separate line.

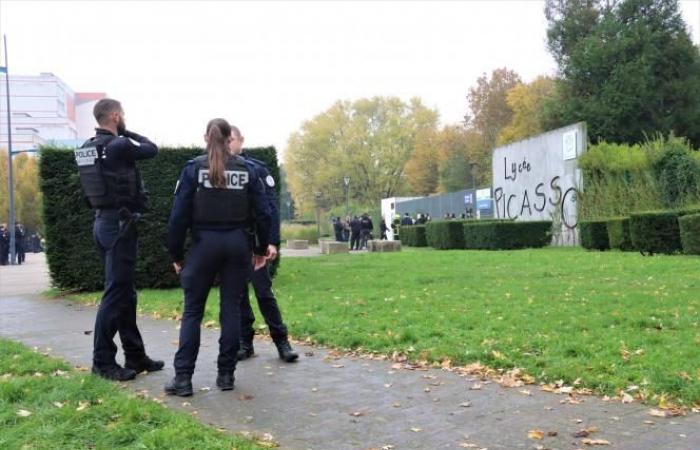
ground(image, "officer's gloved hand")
xmin=122 ymin=130 xmax=149 ymax=143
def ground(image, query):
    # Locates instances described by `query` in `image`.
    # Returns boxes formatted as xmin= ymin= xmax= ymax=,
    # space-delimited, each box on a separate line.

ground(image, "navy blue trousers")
xmin=92 ymin=211 xmax=146 ymax=368
xmin=174 ymin=229 xmax=250 ymax=376
xmin=240 ymin=264 xmax=288 ymax=342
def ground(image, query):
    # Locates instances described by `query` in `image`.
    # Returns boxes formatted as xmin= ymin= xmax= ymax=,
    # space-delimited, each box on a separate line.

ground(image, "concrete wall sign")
xmin=491 ymin=122 xmax=586 ymax=245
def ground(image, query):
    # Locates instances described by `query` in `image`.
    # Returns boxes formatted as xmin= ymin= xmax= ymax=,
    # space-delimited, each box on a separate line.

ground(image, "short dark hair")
xmin=93 ymin=98 xmax=122 ymax=125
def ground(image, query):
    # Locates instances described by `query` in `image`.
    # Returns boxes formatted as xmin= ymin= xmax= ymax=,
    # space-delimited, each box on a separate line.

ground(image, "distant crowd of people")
xmin=332 ymin=214 xmax=388 ymax=250
xmin=0 ymin=223 xmax=44 ymax=266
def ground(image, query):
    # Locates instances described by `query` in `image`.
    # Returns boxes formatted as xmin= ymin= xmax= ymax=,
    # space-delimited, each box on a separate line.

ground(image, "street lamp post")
xmin=286 ymin=200 xmax=291 ymax=221
xmin=314 ymin=191 xmax=322 ymax=239
xmin=343 ymin=176 xmax=350 ymax=218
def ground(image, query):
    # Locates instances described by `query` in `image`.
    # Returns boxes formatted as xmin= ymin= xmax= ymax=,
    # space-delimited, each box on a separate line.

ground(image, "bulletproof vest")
xmin=192 ymin=155 xmax=251 ymax=227
xmin=74 ymin=134 xmax=146 ymax=211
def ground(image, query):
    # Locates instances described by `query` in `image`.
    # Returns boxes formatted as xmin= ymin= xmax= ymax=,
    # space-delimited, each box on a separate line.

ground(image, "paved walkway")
xmin=1 ymin=256 xmax=698 ymax=450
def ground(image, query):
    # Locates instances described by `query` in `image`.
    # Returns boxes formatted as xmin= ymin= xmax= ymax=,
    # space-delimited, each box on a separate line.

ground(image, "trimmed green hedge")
xmin=679 ymin=213 xmax=700 ymax=255
xmin=579 ymin=220 xmax=610 ymax=250
xmin=463 ymin=220 xmax=551 ymax=250
xmin=40 ymin=146 xmax=280 ymax=291
xmin=629 ymin=211 xmax=682 ymax=255
xmin=606 ymin=217 xmax=633 ymax=251
xmin=400 ymin=225 xmax=427 ymax=247
xmin=426 ymin=221 xmax=466 ymax=249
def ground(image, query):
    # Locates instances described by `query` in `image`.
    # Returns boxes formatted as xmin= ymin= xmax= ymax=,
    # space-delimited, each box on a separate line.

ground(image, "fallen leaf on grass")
xmin=644 ymin=420 xmax=655 ymax=425
xmin=76 ymin=401 xmax=89 ymax=411
xmin=410 ymin=427 xmax=422 ymax=432
xmin=350 ymin=411 xmax=365 ymax=417
xmin=16 ymin=409 xmax=32 ymax=417
xmin=181 ymin=402 xmax=191 ymax=407
xmin=519 ymin=389 xmax=532 ymax=396
xmin=528 ymin=429 xmax=545 ymax=440
xmin=331 ymin=364 xmax=345 ymax=369
xmin=203 ymin=320 xmax=216 ymax=328
xmin=581 ymin=438 xmax=611 ymax=446
xmin=621 ymin=393 xmax=634 ymax=404
xmin=75 ymin=365 xmax=89 ymax=372
xmin=52 ymin=402 xmax=65 ymax=408
xmin=469 ymin=383 xmax=482 ymax=390
xmin=460 ymin=401 xmax=472 ymax=408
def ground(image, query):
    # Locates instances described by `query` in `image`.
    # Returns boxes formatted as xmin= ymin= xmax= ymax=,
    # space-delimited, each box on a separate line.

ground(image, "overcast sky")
xmin=1 ymin=1 xmax=698 ymax=160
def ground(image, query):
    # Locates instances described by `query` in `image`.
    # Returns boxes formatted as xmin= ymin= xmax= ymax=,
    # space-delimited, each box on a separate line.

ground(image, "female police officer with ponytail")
xmin=165 ymin=118 xmax=272 ymax=396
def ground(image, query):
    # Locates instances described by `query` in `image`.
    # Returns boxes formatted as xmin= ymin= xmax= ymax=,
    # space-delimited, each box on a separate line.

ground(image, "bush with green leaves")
xmin=578 ymin=137 xmax=700 ymax=221
xmin=426 ymin=220 xmax=466 ymax=249
xmin=40 ymin=146 xmax=280 ymax=291
xmin=463 ymin=220 xmax=551 ymax=250
xmin=606 ymin=217 xmax=633 ymax=251
xmin=678 ymin=213 xmax=700 ymax=255
xmin=629 ymin=211 xmax=681 ymax=255
xmin=650 ymin=137 xmax=700 ymax=208
xmin=579 ymin=220 xmax=610 ymax=251
xmin=399 ymin=225 xmax=427 ymax=247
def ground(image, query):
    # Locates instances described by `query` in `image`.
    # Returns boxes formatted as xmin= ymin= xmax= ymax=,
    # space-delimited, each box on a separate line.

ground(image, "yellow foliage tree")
xmin=497 ymin=76 xmax=557 ymax=146
xmin=0 ymin=150 xmax=43 ymax=232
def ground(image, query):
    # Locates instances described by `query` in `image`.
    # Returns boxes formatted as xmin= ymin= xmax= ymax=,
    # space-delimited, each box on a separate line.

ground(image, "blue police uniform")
xmin=81 ymin=128 xmax=161 ymax=381
xmin=237 ymin=153 xmax=298 ymax=362
xmin=165 ymin=154 xmax=271 ymax=396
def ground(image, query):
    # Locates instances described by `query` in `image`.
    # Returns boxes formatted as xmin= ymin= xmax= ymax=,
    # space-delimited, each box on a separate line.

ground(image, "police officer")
xmin=75 ymin=98 xmax=163 ymax=381
xmin=165 ymin=118 xmax=272 ymax=396
xmin=228 ymin=126 xmax=298 ymax=363
xmin=349 ymin=216 xmax=361 ymax=250
xmin=0 ymin=225 xmax=7 ymax=265
xmin=359 ymin=213 xmax=374 ymax=249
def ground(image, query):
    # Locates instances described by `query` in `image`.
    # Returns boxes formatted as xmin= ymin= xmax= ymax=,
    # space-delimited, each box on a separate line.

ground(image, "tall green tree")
xmin=544 ymin=0 xmax=700 ymax=147
xmin=285 ymin=97 xmax=438 ymax=214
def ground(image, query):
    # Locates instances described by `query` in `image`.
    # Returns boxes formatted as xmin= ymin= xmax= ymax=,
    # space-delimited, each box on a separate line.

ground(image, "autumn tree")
xmin=285 ymin=97 xmax=438 ymax=214
xmin=0 ymin=150 xmax=43 ymax=232
xmin=497 ymin=76 xmax=558 ymax=146
xmin=464 ymin=68 xmax=522 ymax=148
xmin=404 ymin=128 xmax=440 ymax=195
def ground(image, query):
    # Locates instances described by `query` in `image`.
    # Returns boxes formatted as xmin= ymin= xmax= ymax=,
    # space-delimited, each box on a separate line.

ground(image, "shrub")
xmin=400 ymin=225 xmax=427 ymax=247
xmin=649 ymin=136 xmax=700 ymax=208
xmin=426 ymin=221 xmax=466 ymax=249
xmin=679 ymin=213 xmax=700 ymax=255
xmin=281 ymin=223 xmax=319 ymax=244
xmin=629 ymin=211 xmax=682 ymax=255
xmin=463 ymin=220 xmax=551 ymax=250
xmin=606 ymin=218 xmax=633 ymax=251
xmin=579 ymin=220 xmax=610 ymax=250
xmin=40 ymin=146 xmax=280 ymax=291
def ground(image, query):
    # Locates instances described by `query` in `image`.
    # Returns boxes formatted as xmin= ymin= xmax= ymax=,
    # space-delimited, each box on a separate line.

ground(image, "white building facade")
xmin=0 ymin=72 xmax=105 ymax=151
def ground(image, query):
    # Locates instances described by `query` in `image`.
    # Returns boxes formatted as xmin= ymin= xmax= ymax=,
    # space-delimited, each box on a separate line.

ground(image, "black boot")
xmin=274 ymin=338 xmax=299 ymax=363
xmin=125 ymin=356 xmax=165 ymax=374
xmin=92 ymin=364 xmax=137 ymax=381
xmin=164 ymin=374 xmax=193 ymax=397
xmin=236 ymin=340 xmax=255 ymax=361
xmin=216 ymin=371 xmax=235 ymax=391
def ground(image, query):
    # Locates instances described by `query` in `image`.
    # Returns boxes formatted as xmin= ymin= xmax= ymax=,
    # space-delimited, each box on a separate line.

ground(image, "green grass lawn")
xmin=0 ymin=339 xmax=265 ymax=449
xmin=65 ymin=247 xmax=700 ymax=406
